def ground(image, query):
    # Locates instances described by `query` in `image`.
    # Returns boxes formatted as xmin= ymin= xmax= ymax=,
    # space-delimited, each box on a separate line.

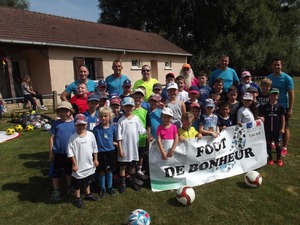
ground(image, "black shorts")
xmin=97 ymin=151 xmax=116 ymax=172
xmin=118 ymin=160 xmax=138 ymax=168
xmin=266 ymin=131 xmax=282 ymax=143
xmin=49 ymin=153 xmax=72 ymax=178
xmin=71 ymin=174 xmax=94 ymax=190
xmin=138 ymin=147 xmax=148 ymax=158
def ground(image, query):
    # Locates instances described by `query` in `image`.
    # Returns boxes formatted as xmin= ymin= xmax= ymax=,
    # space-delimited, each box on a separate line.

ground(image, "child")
xmin=96 ymin=80 xmax=108 ymax=95
xmin=198 ymin=71 xmax=212 ymax=106
xmin=70 ymin=83 xmax=89 ymax=114
xmin=199 ymin=99 xmax=219 ymax=138
xmin=148 ymin=94 xmax=162 ymax=139
xmin=185 ymin=86 xmax=200 ymax=112
xmin=178 ymin=112 xmax=202 ymax=142
xmin=165 ymin=82 xmax=186 ymax=128
xmin=67 ymin=114 xmax=99 ymax=208
xmin=190 ymin=102 xmax=201 ymax=130
xmin=49 ymin=101 xmax=76 ymax=202
xmin=161 ymin=72 xmax=176 ymax=102
xmin=99 ymin=92 xmax=109 ymax=107
xmin=156 ymin=107 xmax=179 ymax=160
xmin=226 ymin=86 xmax=239 ymax=125
xmin=211 ymin=78 xmax=227 ymax=103
xmin=237 ymin=92 xmax=258 ymax=124
xmin=237 ymin=71 xmax=261 ymax=98
xmin=247 ymin=86 xmax=259 ymax=106
xmin=117 ymin=97 xmax=147 ymax=193
xmin=210 ymin=93 xmax=221 ymax=113
xmin=260 ymin=88 xmax=285 ymax=166
xmin=110 ymin=97 xmax=123 ymax=126
xmin=175 ymin=75 xmax=189 ymax=102
xmin=83 ymin=94 xmax=100 ymax=131
xmin=152 ymin=83 xmax=164 ymax=108
xmin=120 ymin=79 xmax=132 ymax=100
xmin=257 ymin=77 xmax=272 ymax=108
xmin=217 ymin=102 xmax=233 ymax=131
xmin=93 ymin=106 xmax=117 ymax=198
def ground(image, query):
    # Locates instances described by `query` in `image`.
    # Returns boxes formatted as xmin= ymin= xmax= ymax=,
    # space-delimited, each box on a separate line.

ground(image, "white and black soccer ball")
xmin=43 ymin=124 xmax=51 ymax=131
xmin=176 ymin=185 xmax=195 ymax=206
xmin=34 ymin=122 xmax=42 ymax=129
xmin=244 ymin=171 xmax=262 ymax=188
xmin=128 ymin=209 xmax=151 ymax=225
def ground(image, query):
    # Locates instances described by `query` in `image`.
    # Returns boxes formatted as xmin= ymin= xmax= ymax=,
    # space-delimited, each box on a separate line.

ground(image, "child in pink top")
xmin=156 ymin=107 xmax=179 ymax=160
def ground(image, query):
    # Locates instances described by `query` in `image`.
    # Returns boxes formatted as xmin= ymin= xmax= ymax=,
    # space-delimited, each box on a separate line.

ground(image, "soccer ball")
xmin=43 ymin=124 xmax=51 ymax=131
xmin=176 ymin=185 xmax=195 ymax=206
xmin=128 ymin=209 xmax=151 ymax=225
xmin=14 ymin=124 xmax=23 ymax=132
xmin=25 ymin=124 xmax=34 ymax=132
xmin=34 ymin=122 xmax=42 ymax=129
xmin=244 ymin=171 xmax=262 ymax=188
xmin=6 ymin=128 xmax=15 ymax=135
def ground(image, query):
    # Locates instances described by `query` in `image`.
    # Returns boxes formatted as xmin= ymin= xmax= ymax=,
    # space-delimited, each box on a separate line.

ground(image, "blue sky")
xmin=29 ymin=0 xmax=100 ymax=22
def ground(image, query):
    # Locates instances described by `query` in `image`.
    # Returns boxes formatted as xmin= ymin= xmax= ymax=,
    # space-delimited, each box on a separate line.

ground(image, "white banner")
xmin=149 ymin=120 xmax=267 ymax=192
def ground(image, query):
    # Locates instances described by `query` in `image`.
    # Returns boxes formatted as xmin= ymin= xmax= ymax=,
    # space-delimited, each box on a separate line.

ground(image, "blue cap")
xmin=122 ymin=97 xmax=135 ymax=106
xmin=88 ymin=94 xmax=100 ymax=102
xmin=205 ymin=98 xmax=215 ymax=108
xmin=98 ymin=80 xmax=107 ymax=86
xmin=74 ymin=114 xmax=87 ymax=125
xmin=123 ymin=79 xmax=132 ymax=86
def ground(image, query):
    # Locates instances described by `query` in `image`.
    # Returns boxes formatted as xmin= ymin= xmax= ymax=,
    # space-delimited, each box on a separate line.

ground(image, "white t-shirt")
xmin=67 ymin=131 xmax=98 ymax=179
xmin=237 ymin=106 xmax=255 ymax=123
xmin=177 ymin=90 xmax=189 ymax=102
xmin=117 ymin=115 xmax=146 ymax=162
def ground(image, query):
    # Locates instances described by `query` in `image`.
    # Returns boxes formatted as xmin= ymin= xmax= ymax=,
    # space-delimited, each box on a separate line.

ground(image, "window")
xmin=164 ymin=61 xmax=172 ymax=70
xmin=131 ymin=59 xmax=141 ymax=69
xmin=74 ymin=57 xmax=103 ymax=80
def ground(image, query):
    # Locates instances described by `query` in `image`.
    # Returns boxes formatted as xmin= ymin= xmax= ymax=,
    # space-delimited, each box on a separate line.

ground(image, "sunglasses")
xmin=142 ymin=69 xmax=151 ymax=72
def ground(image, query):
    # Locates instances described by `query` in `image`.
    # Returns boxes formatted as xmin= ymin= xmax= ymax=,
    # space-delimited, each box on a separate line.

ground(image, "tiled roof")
xmin=0 ymin=7 xmax=191 ymax=56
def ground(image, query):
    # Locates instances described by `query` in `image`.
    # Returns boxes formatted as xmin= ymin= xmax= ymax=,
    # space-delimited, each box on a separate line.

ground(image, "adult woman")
xmin=179 ymin=63 xmax=199 ymax=90
xmin=21 ymin=75 xmax=47 ymax=111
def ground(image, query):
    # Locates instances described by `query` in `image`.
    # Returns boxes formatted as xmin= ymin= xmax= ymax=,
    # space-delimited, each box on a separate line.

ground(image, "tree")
xmin=99 ymin=0 xmax=300 ymax=75
xmin=0 ymin=0 xmax=29 ymax=9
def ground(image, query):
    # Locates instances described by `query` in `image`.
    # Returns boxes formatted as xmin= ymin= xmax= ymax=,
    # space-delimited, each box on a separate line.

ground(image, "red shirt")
xmin=70 ymin=94 xmax=89 ymax=114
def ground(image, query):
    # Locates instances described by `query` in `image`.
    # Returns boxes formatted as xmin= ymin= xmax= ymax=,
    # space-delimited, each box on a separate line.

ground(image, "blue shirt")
xmin=51 ymin=120 xmax=76 ymax=154
xmin=149 ymin=108 xmax=162 ymax=138
xmin=209 ymin=67 xmax=239 ymax=92
xmin=65 ymin=79 xmax=97 ymax=95
xmin=198 ymin=85 xmax=212 ymax=105
xmin=105 ymin=74 xmax=129 ymax=96
xmin=93 ymin=124 xmax=116 ymax=152
xmin=267 ymin=72 xmax=294 ymax=109
xmin=83 ymin=110 xmax=99 ymax=131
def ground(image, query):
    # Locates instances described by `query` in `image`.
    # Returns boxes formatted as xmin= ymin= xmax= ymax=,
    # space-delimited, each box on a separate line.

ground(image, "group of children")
xmin=49 ymin=69 xmax=286 ymax=208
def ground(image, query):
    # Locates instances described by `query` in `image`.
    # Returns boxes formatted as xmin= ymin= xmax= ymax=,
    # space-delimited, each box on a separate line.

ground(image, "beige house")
xmin=0 ymin=7 xmax=191 ymax=101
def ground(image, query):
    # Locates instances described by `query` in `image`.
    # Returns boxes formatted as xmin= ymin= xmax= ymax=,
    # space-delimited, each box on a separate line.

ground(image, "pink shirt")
xmin=157 ymin=124 xmax=178 ymax=140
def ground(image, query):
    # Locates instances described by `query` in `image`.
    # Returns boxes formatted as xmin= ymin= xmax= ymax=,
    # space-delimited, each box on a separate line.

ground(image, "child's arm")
xmin=196 ymin=132 xmax=203 ymax=139
xmin=118 ymin=140 xmax=124 ymax=158
xmin=49 ymin=134 xmax=54 ymax=161
xmin=93 ymin=153 xmax=99 ymax=167
xmin=199 ymin=125 xmax=218 ymax=138
xmin=181 ymin=101 xmax=186 ymax=114
xmin=280 ymin=113 xmax=285 ymax=135
xmin=167 ymin=133 xmax=179 ymax=158
xmin=157 ymin=135 xmax=167 ymax=160
xmin=69 ymin=156 xmax=78 ymax=172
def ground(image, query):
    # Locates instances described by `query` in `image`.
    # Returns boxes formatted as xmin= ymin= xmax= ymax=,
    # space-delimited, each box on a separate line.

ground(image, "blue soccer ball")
xmin=128 ymin=209 xmax=150 ymax=225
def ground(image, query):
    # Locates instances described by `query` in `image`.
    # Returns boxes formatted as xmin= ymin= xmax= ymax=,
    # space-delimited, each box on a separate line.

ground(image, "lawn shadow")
xmin=236 ymin=181 xmax=252 ymax=189
xmin=19 ymin=152 xmax=50 ymax=176
xmin=167 ymin=197 xmax=185 ymax=207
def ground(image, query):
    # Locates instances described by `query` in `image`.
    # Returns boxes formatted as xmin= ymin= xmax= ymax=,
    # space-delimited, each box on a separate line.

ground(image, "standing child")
xmin=120 ymin=79 xmax=132 ymax=100
xmin=211 ymin=78 xmax=227 ymax=103
xmin=67 ymin=114 xmax=99 ymax=208
xmin=199 ymin=99 xmax=219 ymax=138
xmin=237 ymin=93 xmax=258 ymax=124
xmin=70 ymin=83 xmax=89 ymax=114
xmin=178 ymin=112 xmax=202 ymax=142
xmin=93 ymin=106 xmax=117 ymax=198
xmin=161 ymin=72 xmax=176 ymax=102
xmin=190 ymin=102 xmax=201 ymax=130
xmin=96 ymin=80 xmax=108 ymax=96
xmin=237 ymin=71 xmax=261 ymax=98
xmin=226 ymin=86 xmax=239 ymax=125
xmin=185 ymin=86 xmax=200 ymax=112
xmin=198 ymin=71 xmax=212 ymax=106
xmin=148 ymin=94 xmax=162 ymax=139
xmin=217 ymin=102 xmax=233 ymax=131
xmin=152 ymin=83 xmax=164 ymax=108
xmin=257 ymin=77 xmax=272 ymax=110
xmin=175 ymin=75 xmax=189 ymax=102
xmin=49 ymin=101 xmax=76 ymax=202
xmin=260 ymin=88 xmax=285 ymax=166
xmin=156 ymin=108 xmax=179 ymax=160
xmin=83 ymin=94 xmax=100 ymax=131
xmin=117 ymin=97 xmax=147 ymax=193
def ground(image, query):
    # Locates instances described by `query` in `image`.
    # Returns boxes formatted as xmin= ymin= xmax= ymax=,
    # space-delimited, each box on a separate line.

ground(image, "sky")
xmin=29 ymin=0 xmax=100 ymax=22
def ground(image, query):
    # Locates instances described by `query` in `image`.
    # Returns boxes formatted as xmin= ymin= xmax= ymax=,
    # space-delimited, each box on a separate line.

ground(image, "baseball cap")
xmin=182 ymin=63 xmax=191 ymax=69
xmin=98 ymin=80 xmax=107 ymax=86
xmin=123 ymin=79 xmax=132 ymax=87
xmin=74 ymin=114 xmax=87 ymax=125
xmin=148 ymin=94 xmax=161 ymax=102
xmin=205 ymin=99 xmax=215 ymax=108
xmin=133 ymin=88 xmax=145 ymax=96
xmin=166 ymin=72 xmax=175 ymax=79
xmin=241 ymin=71 xmax=251 ymax=78
xmin=269 ymin=88 xmax=279 ymax=94
xmin=153 ymin=83 xmax=162 ymax=90
xmin=167 ymin=82 xmax=178 ymax=90
xmin=88 ymin=93 xmax=100 ymax=102
xmin=243 ymin=92 xmax=254 ymax=100
xmin=189 ymin=86 xmax=199 ymax=94
xmin=110 ymin=97 xmax=121 ymax=105
xmin=190 ymin=102 xmax=200 ymax=109
xmin=122 ymin=97 xmax=135 ymax=106
xmin=56 ymin=101 xmax=74 ymax=112
xmin=161 ymin=107 xmax=174 ymax=117
xmin=247 ymin=86 xmax=258 ymax=93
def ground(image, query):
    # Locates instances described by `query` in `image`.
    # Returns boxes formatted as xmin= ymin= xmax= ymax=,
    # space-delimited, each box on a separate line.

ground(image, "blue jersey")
xmin=83 ymin=110 xmax=99 ymax=131
xmin=267 ymin=72 xmax=294 ymax=109
xmin=105 ymin=74 xmax=129 ymax=96
xmin=149 ymin=108 xmax=162 ymax=138
xmin=199 ymin=114 xmax=219 ymax=132
xmin=93 ymin=124 xmax=116 ymax=152
xmin=198 ymin=85 xmax=212 ymax=105
xmin=209 ymin=67 xmax=239 ymax=92
xmin=51 ymin=120 xmax=76 ymax=154
xmin=65 ymin=80 xmax=97 ymax=95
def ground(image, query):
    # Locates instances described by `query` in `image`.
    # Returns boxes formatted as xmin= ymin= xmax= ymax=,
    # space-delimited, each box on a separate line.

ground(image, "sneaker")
xmin=137 ymin=171 xmax=149 ymax=180
xmin=50 ymin=190 xmax=62 ymax=202
xmin=277 ymin=159 xmax=284 ymax=166
xmin=84 ymin=193 xmax=98 ymax=201
xmin=281 ymin=148 xmax=288 ymax=157
xmin=40 ymin=105 xmax=48 ymax=110
xmin=268 ymin=159 xmax=274 ymax=165
xmin=271 ymin=142 xmax=275 ymax=149
xmin=130 ymin=182 xmax=140 ymax=191
xmin=119 ymin=185 xmax=126 ymax=194
xmin=106 ymin=188 xmax=116 ymax=196
xmin=98 ymin=189 xmax=106 ymax=198
xmin=74 ymin=198 xmax=84 ymax=208
xmin=134 ymin=177 xmax=144 ymax=186
xmin=67 ymin=187 xmax=75 ymax=196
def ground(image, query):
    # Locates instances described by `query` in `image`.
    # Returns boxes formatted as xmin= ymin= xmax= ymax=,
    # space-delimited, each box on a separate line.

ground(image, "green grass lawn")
xmin=0 ymin=78 xmax=300 ymax=225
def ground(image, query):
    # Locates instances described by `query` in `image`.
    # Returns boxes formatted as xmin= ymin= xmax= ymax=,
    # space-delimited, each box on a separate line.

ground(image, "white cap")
xmin=243 ymin=92 xmax=253 ymax=100
xmin=161 ymin=107 xmax=174 ymax=117
xmin=167 ymin=82 xmax=178 ymax=90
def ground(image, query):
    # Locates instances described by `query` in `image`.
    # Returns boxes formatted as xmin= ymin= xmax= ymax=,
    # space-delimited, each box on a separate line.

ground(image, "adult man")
xmin=105 ymin=59 xmax=129 ymax=97
xmin=133 ymin=65 xmax=158 ymax=101
xmin=60 ymin=65 xmax=97 ymax=101
xmin=267 ymin=58 xmax=294 ymax=157
xmin=209 ymin=55 xmax=239 ymax=92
